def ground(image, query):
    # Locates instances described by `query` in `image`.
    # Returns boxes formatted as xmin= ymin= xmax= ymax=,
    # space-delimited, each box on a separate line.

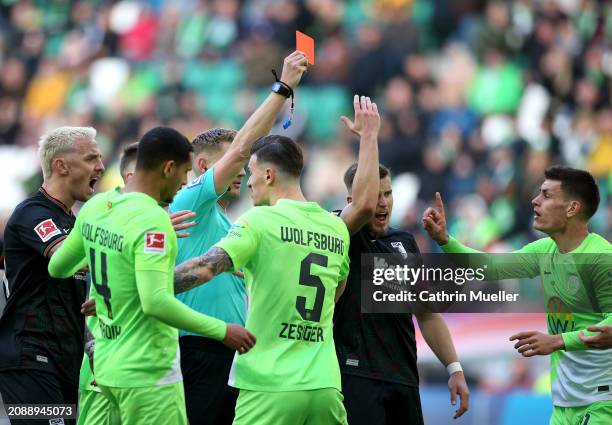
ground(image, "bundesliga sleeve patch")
xmin=34 ymin=218 xmax=62 ymax=242
xmin=144 ymin=231 xmax=166 ymax=254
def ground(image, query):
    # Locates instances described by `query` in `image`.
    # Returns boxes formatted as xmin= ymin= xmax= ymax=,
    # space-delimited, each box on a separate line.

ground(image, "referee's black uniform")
xmin=0 ymin=188 xmax=87 ymax=424
xmin=333 ymin=225 xmax=424 ymax=425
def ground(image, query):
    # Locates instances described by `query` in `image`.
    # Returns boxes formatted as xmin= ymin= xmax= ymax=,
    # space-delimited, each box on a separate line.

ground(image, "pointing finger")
xmin=435 ymin=192 xmax=445 ymax=212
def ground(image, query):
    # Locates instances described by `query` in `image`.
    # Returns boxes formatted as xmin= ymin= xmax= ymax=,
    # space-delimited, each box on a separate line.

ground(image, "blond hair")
xmin=38 ymin=126 xmax=97 ymax=178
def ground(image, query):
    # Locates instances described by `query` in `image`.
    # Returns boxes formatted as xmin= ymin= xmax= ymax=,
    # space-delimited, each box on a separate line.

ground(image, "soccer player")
xmin=48 ymin=127 xmax=256 ymax=425
xmin=173 ymin=135 xmax=351 ymax=424
xmin=75 ymin=142 xmax=195 ymax=425
xmin=0 ymin=126 xmax=104 ymax=425
xmin=120 ymin=142 xmax=196 ymax=236
xmin=119 ymin=142 xmax=139 ymax=181
xmin=169 ymin=51 xmax=307 ymax=425
xmin=333 ymin=160 xmax=470 ymax=424
xmin=422 ymin=166 xmax=612 ymax=424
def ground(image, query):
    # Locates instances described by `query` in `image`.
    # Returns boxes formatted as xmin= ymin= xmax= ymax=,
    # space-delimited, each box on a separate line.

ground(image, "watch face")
xmin=272 ymin=81 xmax=291 ymax=98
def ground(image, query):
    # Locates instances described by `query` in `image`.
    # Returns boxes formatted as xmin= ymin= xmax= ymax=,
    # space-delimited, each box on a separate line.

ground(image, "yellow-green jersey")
xmin=78 ymin=188 xmax=121 ymax=393
xmin=443 ymin=233 xmax=612 ymax=407
xmin=215 ymin=199 xmax=350 ymax=392
xmin=58 ymin=192 xmax=182 ymax=387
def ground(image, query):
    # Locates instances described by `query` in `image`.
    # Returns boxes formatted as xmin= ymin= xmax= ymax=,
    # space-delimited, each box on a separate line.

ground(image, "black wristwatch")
xmin=272 ymin=81 xmax=292 ymax=98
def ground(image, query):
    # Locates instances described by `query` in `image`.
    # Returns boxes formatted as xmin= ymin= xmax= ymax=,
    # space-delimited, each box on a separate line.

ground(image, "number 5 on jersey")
xmin=296 ymin=253 xmax=328 ymax=322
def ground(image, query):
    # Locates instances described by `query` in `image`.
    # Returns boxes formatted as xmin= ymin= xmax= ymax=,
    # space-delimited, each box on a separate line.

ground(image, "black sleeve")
xmin=15 ymin=206 xmax=68 ymax=258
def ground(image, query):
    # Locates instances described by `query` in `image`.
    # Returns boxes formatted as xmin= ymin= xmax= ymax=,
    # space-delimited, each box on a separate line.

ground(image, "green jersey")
xmin=443 ymin=233 xmax=612 ymax=407
xmin=68 ymin=191 xmax=181 ymax=387
xmin=79 ymin=189 xmax=121 ymax=393
xmin=216 ymin=199 xmax=350 ymax=392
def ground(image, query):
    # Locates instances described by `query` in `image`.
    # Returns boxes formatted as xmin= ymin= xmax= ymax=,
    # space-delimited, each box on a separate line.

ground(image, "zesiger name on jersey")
xmin=279 ymin=321 xmax=324 ymax=342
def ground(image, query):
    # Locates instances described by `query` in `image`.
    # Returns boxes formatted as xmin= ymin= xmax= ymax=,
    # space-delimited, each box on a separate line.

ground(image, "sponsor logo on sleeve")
xmin=144 ymin=232 xmax=166 ymax=254
xmin=34 ymin=219 xmax=62 ymax=242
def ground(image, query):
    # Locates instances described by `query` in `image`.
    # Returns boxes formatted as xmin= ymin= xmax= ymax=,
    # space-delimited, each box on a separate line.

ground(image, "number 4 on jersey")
xmin=89 ymin=248 xmax=113 ymax=319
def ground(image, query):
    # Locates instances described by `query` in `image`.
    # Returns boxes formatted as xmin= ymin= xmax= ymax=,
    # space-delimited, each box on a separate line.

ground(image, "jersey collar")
xmin=39 ymin=187 xmax=74 ymax=216
xmin=276 ymin=198 xmax=320 ymax=210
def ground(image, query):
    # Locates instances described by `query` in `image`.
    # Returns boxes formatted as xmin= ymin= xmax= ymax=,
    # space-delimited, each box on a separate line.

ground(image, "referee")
xmin=169 ymin=52 xmax=307 ymax=425
xmin=0 ymin=127 xmax=104 ymax=424
xmin=333 ymin=163 xmax=470 ymax=424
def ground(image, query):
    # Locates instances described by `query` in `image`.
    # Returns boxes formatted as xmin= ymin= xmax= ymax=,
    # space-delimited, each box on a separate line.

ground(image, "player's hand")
xmin=81 ymin=298 xmax=96 ymax=316
xmin=422 ymin=192 xmax=449 ymax=245
xmin=579 ymin=326 xmax=612 ymax=349
xmin=448 ymin=371 xmax=469 ymax=419
xmin=510 ymin=331 xmax=564 ymax=357
xmin=280 ymin=51 xmax=308 ymax=89
xmin=223 ymin=324 xmax=256 ymax=355
xmin=169 ymin=210 xmax=196 ymax=238
xmin=341 ymin=95 xmax=380 ymax=140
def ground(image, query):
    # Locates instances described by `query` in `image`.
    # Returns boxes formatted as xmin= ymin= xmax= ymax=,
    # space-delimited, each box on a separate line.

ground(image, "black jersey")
xmin=333 ymin=225 xmax=420 ymax=387
xmin=0 ymin=188 xmax=86 ymax=383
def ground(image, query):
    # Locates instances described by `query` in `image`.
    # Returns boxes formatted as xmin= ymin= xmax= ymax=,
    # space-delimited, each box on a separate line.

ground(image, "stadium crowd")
xmin=0 ymin=0 xmax=610 ymax=250
xmin=0 ymin=1 xmax=611 ymax=424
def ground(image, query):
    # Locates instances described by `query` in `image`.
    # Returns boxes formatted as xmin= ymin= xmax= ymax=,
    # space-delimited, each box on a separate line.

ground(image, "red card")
xmin=296 ymin=31 xmax=315 ymax=65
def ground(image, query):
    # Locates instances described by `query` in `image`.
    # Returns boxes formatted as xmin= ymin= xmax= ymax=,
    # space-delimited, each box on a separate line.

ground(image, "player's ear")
xmin=197 ymin=156 xmax=208 ymax=173
xmin=53 ymin=157 xmax=69 ymax=176
xmin=347 ymin=195 xmax=353 ymax=204
xmin=567 ymin=200 xmax=581 ymax=219
xmin=265 ymin=167 xmax=275 ymax=186
xmin=162 ymin=160 xmax=176 ymax=177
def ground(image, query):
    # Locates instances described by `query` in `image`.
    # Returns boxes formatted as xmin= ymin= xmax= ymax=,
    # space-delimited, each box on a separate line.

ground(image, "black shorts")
xmin=0 ymin=369 xmax=77 ymax=425
xmin=179 ymin=336 xmax=238 ymax=425
xmin=341 ymin=373 xmax=424 ymax=425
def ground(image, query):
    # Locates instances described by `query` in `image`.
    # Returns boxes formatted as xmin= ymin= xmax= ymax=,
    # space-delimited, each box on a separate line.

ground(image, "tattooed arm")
xmin=174 ymin=247 xmax=234 ymax=294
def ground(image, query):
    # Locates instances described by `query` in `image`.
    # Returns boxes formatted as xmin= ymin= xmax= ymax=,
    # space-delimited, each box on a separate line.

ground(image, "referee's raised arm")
xmin=212 ymin=51 xmax=308 ymax=195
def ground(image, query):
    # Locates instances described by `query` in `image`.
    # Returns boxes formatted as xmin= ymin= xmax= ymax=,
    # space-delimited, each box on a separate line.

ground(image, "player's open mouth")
xmin=88 ymin=177 xmax=99 ymax=192
xmin=375 ymin=212 xmax=388 ymax=223
xmin=534 ymin=210 xmax=541 ymax=219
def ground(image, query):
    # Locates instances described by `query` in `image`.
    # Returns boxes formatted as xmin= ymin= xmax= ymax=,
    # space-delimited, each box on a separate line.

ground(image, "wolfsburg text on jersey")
xmin=82 ymin=222 xmax=124 ymax=252
xmin=280 ymin=226 xmax=345 ymax=255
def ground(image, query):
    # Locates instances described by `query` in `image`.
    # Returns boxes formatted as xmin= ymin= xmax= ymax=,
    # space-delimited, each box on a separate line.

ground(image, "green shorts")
xmin=550 ymin=401 xmax=612 ymax=425
xmin=77 ymin=389 xmax=121 ymax=425
xmin=99 ymin=381 xmax=187 ymax=425
xmin=233 ymin=388 xmax=347 ymax=425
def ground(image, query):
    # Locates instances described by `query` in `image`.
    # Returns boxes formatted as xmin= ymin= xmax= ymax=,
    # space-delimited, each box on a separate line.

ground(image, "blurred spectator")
xmin=0 ymin=0 xmax=609 ymax=252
